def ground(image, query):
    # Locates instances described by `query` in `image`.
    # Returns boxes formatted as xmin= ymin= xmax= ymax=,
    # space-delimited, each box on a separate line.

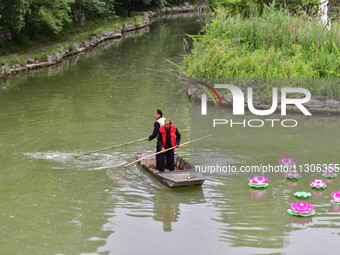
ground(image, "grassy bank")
xmin=179 ymin=6 xmax=340 ymax=96
xmin=0 ymin=14 xmax=144 ymax=69
xmin=0 ymin=14 xmax=144 ymax=57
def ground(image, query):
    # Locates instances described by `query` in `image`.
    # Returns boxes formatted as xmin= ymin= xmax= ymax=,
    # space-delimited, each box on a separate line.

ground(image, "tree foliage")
xmin=0 ymin=0 xmax=30 ymax=32
xmin=74 ymin=0 xmax=116 ymax=18
xmin=31 ymin=0 xmax=75 ymax=34
xmin=0 ymin=0 xmax=195 ymax=38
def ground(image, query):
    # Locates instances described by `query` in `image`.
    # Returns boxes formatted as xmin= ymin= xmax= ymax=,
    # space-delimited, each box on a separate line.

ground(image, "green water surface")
xmin=0 ymin=13 xmax=339 ymax=255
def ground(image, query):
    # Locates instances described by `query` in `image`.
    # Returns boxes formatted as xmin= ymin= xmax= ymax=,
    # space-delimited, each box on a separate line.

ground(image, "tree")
xmin=0 ymin=0 xmax=30 ymax=33
xmin=73 ymin=0 xmax=116 ymax=18
xmin=28 ymin=0 xmax=75 ymax=34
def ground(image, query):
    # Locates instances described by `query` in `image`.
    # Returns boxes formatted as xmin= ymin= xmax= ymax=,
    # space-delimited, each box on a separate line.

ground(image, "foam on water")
xmin=24 ymin=151 xmax=127 ymax=171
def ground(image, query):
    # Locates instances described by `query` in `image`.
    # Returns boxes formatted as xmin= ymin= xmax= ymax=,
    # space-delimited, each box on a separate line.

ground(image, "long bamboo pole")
xmin=73 ymin=129 xmax=191 ymax=158
xmin=123 ymin=134 xmax=213 ymax=168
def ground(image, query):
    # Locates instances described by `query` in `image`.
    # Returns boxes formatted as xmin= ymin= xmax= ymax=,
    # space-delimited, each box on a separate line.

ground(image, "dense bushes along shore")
xmin=0 ymin=0 xmax=198 ymax=55
xmin=179 ymin=1 xmax=340 ymax=98
xmin=0 ymin=5 xmax=202 ymax=79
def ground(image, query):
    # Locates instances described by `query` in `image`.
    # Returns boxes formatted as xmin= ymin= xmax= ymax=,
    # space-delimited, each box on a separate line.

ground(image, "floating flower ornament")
xmin=322 ymin=170 xmax=337 ymax=179
xmin=288 ymin=201 xmax=315 ymax=217
xmin=310 ymin=179 xmax=327 ymax=189
xmin=248 ymin=174 xmax=268 ymax=188
xmin=286 ymin=171 xmax=301 ymax=180
xmin=279 ymin=157 xmax=297 ymax=171
xmin=331 ymin=190 xmax=340 ymax=205
xmin=294 ymin=191 xmax=311 ymax=199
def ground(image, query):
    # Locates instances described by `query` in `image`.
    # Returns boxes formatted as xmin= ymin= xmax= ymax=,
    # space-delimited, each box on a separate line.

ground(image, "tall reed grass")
xmin=180 ymin=7 xmax=340 ymax=82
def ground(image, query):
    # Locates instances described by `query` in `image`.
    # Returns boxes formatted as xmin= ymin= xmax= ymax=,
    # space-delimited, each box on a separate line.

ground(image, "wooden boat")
xmin=135 ymin=151 xmax=206 ymax=188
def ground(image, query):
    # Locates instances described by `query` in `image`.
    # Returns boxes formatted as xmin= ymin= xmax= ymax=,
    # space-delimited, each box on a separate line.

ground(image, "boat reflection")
xmin=153 ymin=187 xmax=205 ymax=232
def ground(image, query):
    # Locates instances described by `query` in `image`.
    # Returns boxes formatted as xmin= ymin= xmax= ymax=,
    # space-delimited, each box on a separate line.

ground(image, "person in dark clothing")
xmin=148 ymin=109 xmax=165 ymax=141
xmin=157 ymin=118 xmax=181 ymax=172
xmin=149 ymin=109 xmax=166 ymax=170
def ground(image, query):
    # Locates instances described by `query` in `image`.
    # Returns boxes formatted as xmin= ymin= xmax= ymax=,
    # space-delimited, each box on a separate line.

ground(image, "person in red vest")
xmin=156 ymin=118 xmax=181 ymax=172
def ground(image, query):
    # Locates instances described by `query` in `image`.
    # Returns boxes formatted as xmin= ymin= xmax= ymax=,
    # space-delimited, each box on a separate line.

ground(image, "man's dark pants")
xmin=156 ymin=147 xmax=174 ymax=172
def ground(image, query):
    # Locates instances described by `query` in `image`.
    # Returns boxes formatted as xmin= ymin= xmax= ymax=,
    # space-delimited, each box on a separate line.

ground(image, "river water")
xmin=0 ymin=14 xmax=339 ymax=255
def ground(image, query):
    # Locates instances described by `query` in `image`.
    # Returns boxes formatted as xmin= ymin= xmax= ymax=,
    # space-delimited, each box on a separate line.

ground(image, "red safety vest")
xmin=159 ymin=124 xmax=177 ymax=150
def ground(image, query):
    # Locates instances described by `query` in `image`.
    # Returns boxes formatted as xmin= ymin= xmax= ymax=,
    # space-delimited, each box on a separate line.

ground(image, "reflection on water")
xmin=290 ymin=217 xmax=313 ymax=226
xmin=152 ymin=187 xmax=205 ymax=232
xmin=250 ymin=189 xmax=268 ymax=199
xmin=153 ymin=190 xmax=180 ymax=232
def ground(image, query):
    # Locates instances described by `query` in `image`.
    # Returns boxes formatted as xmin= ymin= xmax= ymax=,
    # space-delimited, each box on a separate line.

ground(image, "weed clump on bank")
xmin=180 ymin=6 xmax=340 ymax=96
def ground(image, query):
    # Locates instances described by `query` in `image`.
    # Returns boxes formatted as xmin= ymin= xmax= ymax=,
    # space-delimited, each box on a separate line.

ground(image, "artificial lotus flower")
xmin=331 ymin=190 xmax=340 ymax=203
xmin=291 ymin=201 xmax=314 ymax=214
xmin=286 ymin=171 xmax=301 ymax=179
xmin=248 ymin=174 xmax=268 ymax=185
xmin=325 ymin=170 xmax=336 ymax=176
xmin=322 ymin=170 xmax=337 ymax=179
xmin=294 ymin=191 xmax=311 ymax=199
xmin=310 ymin=179 xmax=326 ymax=188
xmin=279 ymin=157 xmax=297 ymax=167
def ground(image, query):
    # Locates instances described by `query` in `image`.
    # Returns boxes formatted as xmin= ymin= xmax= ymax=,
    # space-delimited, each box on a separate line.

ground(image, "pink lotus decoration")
xmin=279 ymin=157 xmax=296 ymax=167
xmin=248 ymin=174 xmax=268 ymax=184
xmin=322 ymin=170 xmax=337 ymax=179
xmin=291 ymin=201 xmax=314 ymax=214
xmin=310 ymin=179 xmax=327 ymax=189
xmin=331 ymin=190 xmax=340 ymax=203
xmin=325 ymin=171 xmax=336 ymax=176
xmin=286 ymin=171 xmax=301 ymax=180
xmin=248 ymin=174 xmax=268 ymax=188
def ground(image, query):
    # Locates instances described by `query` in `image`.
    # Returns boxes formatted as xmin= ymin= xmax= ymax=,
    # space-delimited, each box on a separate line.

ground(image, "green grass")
xmin=179 ymin=7 xmax=340 ymax=97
